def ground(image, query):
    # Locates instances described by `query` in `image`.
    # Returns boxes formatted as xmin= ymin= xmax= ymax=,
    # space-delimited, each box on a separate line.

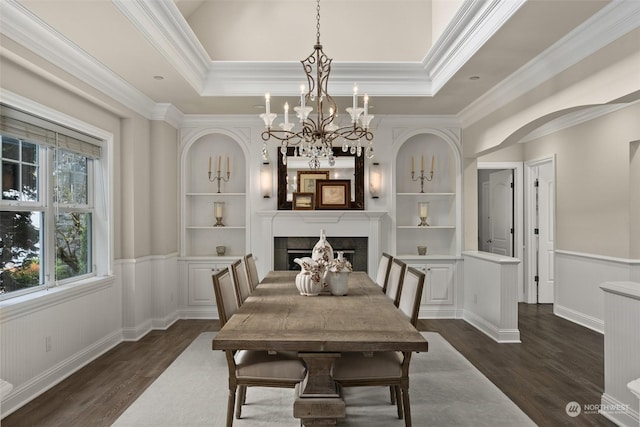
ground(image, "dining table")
xmin=212 ymin=270 xmax=429 ymax=426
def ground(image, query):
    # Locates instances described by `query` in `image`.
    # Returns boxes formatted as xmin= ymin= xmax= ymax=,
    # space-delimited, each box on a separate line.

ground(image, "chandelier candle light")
xmin=208 ymin=155 xmax=230 ymax=193
xmin=411 ymin=155 xmax=435 ymax=193
xmin=259 ymin=0 xmax=375 ymax=170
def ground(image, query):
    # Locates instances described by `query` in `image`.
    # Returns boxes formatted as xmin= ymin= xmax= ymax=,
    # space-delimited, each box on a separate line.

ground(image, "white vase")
xmin=325 ymin=271 xmax=349 ymax=296
xmin=312 ymin=229 xmax=334 ymax=263
xmin=295 ymin=271 xmax=323 ymax=296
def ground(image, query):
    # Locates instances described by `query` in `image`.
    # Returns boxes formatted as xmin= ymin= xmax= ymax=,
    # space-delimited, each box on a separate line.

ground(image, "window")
xmin=1 ymin=104 xmax=104 ymax=298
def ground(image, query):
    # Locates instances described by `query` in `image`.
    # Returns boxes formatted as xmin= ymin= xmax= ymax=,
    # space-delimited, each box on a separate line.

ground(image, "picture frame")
xmin=297 ymin=170 xmax=330 ymax=194
xmin=316 ymin=179 xmax=351 ymax=210
xmin=292 ymin=192 xmax=315 ymax=210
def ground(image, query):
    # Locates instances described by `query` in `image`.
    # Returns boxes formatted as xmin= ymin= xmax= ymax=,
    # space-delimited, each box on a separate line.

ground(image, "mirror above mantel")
xmin=277 ymin=147 xmax=364 ymax=210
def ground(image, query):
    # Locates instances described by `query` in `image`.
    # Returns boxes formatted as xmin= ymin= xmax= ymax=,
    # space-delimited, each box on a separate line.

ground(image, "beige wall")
xmin=150 ymin=121 xmax=179 ymax=255
xmin=525 ymin=103 xmax=640 ymax=259
xmin=472 ymin=102 xmax=640 ymax=259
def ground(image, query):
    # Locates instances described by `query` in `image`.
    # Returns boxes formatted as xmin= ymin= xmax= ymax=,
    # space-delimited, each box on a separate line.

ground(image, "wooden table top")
xmin=212 ymin=271 xmax=429 ymax=353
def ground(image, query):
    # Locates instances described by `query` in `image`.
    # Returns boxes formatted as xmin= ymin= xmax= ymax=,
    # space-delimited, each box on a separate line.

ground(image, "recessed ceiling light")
xmin=153 ymin=75 xmax=164 ymax=80
xmin=469 ymin=75 xmax=480 ymax=80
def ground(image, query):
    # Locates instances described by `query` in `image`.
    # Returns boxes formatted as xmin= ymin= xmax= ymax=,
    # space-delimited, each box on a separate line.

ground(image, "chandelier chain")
xmin=316 ymin=0 xmax=321 ymax=43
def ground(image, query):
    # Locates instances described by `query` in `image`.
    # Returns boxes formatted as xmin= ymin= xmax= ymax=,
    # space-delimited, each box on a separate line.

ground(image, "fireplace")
xmin=274 ymin=237 xmax=368 ymax=271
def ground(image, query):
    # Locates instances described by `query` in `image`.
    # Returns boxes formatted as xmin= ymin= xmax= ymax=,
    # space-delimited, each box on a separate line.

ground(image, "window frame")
xmin=0 ymin=99 xmax=111 ymax=301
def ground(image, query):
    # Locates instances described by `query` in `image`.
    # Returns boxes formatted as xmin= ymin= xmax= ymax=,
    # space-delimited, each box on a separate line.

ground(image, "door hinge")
xmin=510 ymin=228 xmax=514 ymax=234
xmin=534 ymin=179 xmax=539 ymax=187
xmin=534 ymin=228 xmax=539 ymax=235
xmin=510 ymin=182 xmax=514 ymax=188
xmin=534 ymin=275 xmax=539 ymax=283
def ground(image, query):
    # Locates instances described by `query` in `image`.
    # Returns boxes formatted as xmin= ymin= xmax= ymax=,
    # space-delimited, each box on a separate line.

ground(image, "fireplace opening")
xmin=274 ymin=237 xmax=367 ymax=271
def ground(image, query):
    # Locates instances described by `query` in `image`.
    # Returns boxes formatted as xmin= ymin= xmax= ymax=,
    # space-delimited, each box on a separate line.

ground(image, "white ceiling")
xmin=2 ymin=0 xmax=637 ymax=121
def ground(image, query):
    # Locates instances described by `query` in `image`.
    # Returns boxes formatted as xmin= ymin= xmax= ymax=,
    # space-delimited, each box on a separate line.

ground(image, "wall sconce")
xmin=369 ymin=162 xmax=381 ymax=198
xmin=418 ymin=202 xmax=429 ymax=226
xmin=260 ymin=161 xmax=272 ymax=198
xmin=214 ymin=201 xmax=225 ymax=227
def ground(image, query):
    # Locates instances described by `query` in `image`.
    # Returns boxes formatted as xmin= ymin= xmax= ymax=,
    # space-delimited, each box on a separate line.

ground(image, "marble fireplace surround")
xmin=256 ymin=211 xmax=385 ymax=277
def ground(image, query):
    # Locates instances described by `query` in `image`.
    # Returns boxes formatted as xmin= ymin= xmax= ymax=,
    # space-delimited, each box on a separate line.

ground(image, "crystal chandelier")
xmin=259 ymin=0 xmax=375 ymax=170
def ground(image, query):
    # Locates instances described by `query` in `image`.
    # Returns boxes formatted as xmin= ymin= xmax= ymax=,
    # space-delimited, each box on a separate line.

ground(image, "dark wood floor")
xmin=2 ymin=304 xmax=614 ymax=427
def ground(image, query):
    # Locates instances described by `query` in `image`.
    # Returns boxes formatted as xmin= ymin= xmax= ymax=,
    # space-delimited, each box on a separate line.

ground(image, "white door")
xmin=480 ymin=181 xmax=491 ymax=252
xmin=489 ymin=169 xmax=514 ymax=256
xmin=536 ymin=162 xmax=555 ymax=303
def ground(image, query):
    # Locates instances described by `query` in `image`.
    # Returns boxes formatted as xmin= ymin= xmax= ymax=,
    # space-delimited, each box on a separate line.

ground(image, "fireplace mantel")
xmin=256 ymin=210 xmax=386 ymax=277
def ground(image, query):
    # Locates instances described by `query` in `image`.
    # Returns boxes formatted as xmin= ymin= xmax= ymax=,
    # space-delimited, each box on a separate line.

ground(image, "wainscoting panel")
xmin=555 ymin=250 xmax=640 ymax=333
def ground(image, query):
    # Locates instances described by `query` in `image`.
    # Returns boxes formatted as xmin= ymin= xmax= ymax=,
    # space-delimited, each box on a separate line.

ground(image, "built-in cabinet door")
xmin=408 ymin=262 xmax=454 ymax=306
xmin=187 ymin=262 xmax=231 ymax=306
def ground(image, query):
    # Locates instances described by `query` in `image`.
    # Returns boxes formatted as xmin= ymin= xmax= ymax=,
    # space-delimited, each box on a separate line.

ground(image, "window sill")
xmin=0 ymin=275 xmax=115 ymax=323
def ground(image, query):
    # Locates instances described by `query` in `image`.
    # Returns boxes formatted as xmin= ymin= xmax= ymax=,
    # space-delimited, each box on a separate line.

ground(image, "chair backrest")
xmin=375 ymin=252 xmax=393 ymax=291
xmin=385 ymin=258 xmax=406 ymax=307
xmin=212 ymin=268 xmax=238 ymax=326
xmin=231 ymin=258 xmax=252 ymax=306
xmin=398 ymin=267 xmax=425 ymax=326
xmin=244 ymin=253 xmax=260 ymax=290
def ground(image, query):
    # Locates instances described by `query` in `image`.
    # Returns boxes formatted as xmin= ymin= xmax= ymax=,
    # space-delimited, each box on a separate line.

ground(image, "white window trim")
xmin=1 ymin=89 xmax=114 ymax=301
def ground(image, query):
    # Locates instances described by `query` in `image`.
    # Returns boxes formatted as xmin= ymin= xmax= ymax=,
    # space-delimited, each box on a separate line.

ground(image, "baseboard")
xmin=151 ymin=312 xmax=180 ymax=330
xmin=462 ymin=310 xmax=521 ymax=343
xmin=554 ymin=304 xmax=604 ymax=334
xmin=1 ymin=330 xmax=122 ymax=419
xmin=179 ymin=307 xmax=217 ymax=319
xmin=600 ymin=393 xmax=639 ymax=427
xmin=122 ymin=319 xmax=153 ymax=341
xmin=419 ymin=307 xmax=463 ymax=319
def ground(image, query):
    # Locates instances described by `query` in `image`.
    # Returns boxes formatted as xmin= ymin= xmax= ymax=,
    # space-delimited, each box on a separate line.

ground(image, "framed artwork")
xmin=292 ymin=192 xmax=314 ymax=210
xmin=297 ymin=170 xmax=330 ymax=194
xmin=316 ymin=180 xmax=351 ymax=210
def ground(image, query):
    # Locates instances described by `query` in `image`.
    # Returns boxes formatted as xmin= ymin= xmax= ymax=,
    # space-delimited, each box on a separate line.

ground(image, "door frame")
xmin=477 ymin=162 xmax=524 ymax=301
xmin=524 ymin=156 xmax=557 ymax=304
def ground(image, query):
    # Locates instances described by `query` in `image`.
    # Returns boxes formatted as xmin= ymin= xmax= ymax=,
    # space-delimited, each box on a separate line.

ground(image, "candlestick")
xmin=364 ymin=94 xmax=369 ymax=116
xmin=418 ymin=202 xmax=429 ymax=226
xmin=300 ymin=85 xmax=305 ymax=108
xmin=431 ymin=155 xmax=435 ymax=173
xmin=214 ymin=202 xmax=225 ymax=227
xmin=411 ymin=157 xmax=434 ymax=192
xmin=265 ymin=92 xmax=271 ymax=115
xmin=207 ymin=155 xmax=231 ymax=193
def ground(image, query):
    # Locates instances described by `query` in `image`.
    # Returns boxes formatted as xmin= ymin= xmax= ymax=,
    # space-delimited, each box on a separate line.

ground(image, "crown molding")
xmin=112 ymin=0 xmax=210 ymax=94
xmin=459 ymin=0 xmax=640 ymax=128
xmin=151 ymin=103 xmax=184 ymax=129
xmin=0 ymin=0 xmax=157 ymax=120
xmin=423 ymin=0 xmax=526 ymax=92
xmin=123 ymin=0 xmax=520 ymax=98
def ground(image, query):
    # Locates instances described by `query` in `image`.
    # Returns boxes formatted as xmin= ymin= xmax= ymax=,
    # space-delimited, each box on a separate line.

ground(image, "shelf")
xmin=186 ymin=226 xmax=246 ymax=230
xmin=397 ymin=225 xmax=455 ymax=229
xmin=396 ymin=192 xmax=455 ymax=197
xmin=186 ymin=192 xmax=246 ymax=196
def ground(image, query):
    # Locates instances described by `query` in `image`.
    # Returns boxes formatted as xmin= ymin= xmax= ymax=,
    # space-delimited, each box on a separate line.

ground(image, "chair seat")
xmin=235 ymin=350 xmax=306 ymax=381
xmin=332 ymin=351 xmax=403 ymax=380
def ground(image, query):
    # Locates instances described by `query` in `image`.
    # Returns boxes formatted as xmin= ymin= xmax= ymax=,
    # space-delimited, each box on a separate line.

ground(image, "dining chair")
xmin=230 ymin=258 xmax=251 ymax=306
xmin=212 ymin=268 xmax=306 ymax=427
xmin=331 ymin=266 xmax=426 ymax=427
xmin=244 ymin=253 xmax=260 ymax=291
xmin=375 ymin=252 xmax=393 ymax=292
xmin=385 ymin=258 xmax=406 ymax=307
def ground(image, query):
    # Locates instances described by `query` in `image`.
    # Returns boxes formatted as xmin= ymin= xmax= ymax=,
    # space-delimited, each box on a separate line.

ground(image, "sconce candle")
xmin=260 ymin=161 xmax=272 ymax=198
xmin=369 ymin=162 xmax=381 ymax=198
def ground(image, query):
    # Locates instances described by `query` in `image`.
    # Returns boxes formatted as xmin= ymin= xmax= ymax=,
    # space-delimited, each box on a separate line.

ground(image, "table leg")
xmin=294 ymin=353 xmax=345 ymax=426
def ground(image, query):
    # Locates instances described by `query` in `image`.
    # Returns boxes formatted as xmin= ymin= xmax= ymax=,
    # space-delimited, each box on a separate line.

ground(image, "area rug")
xmin=112 ymin=332 xmax=534 ymax=426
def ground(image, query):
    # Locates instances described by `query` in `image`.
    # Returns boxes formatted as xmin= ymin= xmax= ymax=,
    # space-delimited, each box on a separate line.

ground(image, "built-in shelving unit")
xmin=394 ymin=133 xmax=460 ymax=257
xmin=180 ymin=133 xmax=248 ymax=258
